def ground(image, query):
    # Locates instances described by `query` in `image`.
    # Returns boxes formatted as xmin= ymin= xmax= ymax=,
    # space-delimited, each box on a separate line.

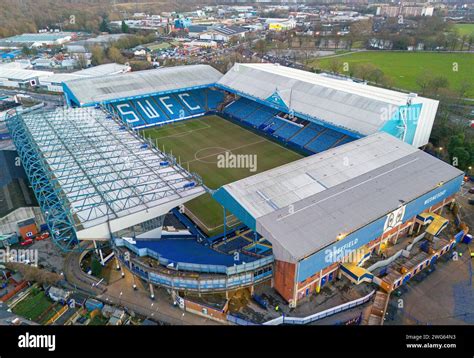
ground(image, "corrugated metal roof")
xmin=0 ymin=67 xmax=53 ymax=81
xmin=74 ymin=63 xmax=129 ymax=77
xmin=221 ymin=133 xmax=417 ymax=219
xmin=219 ymin=133 xmax=463 ymax=262
xmin=217 ymin=63 xmax=437 ymax=137
xmin=65 ymin=64 xmax=223 ymax=105
xmin=19 ymin=108 xmax=205 ymax=239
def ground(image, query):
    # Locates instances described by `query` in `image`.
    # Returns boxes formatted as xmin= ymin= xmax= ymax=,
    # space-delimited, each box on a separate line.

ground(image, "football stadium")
xmin=7 ymin=63 xmax=465 ymax=308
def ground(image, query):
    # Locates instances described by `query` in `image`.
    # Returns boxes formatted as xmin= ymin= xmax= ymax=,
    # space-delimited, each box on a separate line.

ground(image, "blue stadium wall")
xmin=296 ymin=174 xmax=464 ymax=282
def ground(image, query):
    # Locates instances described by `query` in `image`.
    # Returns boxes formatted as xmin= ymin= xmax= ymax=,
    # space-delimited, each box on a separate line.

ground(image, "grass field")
xmin=454 ymin=24 xmax=474 ymax=37
xmin=143 ymin=115 xmax=302 ymax=234
xmin=307 ymin=51 xmax=474 ymax=98
xmin=12 ymin=290 xmax=56 ymax=323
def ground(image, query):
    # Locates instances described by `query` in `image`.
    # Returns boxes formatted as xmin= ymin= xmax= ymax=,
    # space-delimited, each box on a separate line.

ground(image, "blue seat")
xmin=154 ymin=94 xmax=190 ymax=120
xmin=305 ymin=130 xmax=345 ymax=153
xmin=112 ymin=101 xmax=147 ymax=127
xmin=290 ymin=127 xmax=319 ymax=147
xmin=174 ymin=92 xmax=205 ymax=115
xmin=206 ymin=89 xmax=225 ymax=110
xmin=273 ymin=121 xmax=302 ymax=140
xmin=134 ymin=98 xmax=168 ymax=125
xmin=224 ymin=98 xmax=261 ymax=119
xmin=245 ymin=106 xmax=279 ymax=126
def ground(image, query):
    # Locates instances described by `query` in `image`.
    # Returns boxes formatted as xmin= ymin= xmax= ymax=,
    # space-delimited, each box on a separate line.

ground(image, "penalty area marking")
xmin=150 ymin=120 xmax=211 ymax=140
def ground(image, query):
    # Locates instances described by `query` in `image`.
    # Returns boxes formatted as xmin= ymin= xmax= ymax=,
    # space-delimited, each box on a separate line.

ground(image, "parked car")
xmin=469 ymin=187 xmax=474 ymax=194
xmin=35 ymin=232 xmax=50 ymax=241
xmin=20 ymin=238 xmax=33 ymax=246
xmin=468 ymin=198 xmax=474 ymax=205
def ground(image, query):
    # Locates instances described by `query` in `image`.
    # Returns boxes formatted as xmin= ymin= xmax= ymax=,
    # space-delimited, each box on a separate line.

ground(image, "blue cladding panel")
xmin=381 ymin=104 xmax=422 ymax=145
xmin=213 ymin=188 xmax=256 ymax=230
xmin=297 ymin=175 xmax=463 ymax=282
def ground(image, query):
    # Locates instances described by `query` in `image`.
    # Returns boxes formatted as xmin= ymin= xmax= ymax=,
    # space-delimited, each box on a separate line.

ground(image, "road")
xmin=62 ymin=247 xmax=220 ymax=325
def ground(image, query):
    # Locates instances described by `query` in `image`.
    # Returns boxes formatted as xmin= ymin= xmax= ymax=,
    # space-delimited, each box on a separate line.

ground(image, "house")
xmin=107 ymin=308 xmax=127 ymax=325
xmin=48 ymin=286 xmax=71 ymax=303
xmin=0 ymin=234 xmax=19 ymax=248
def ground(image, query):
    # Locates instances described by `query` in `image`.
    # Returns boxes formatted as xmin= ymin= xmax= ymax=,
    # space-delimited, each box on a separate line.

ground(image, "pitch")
xmin=142 ymin=115 xmax=303 ymax=234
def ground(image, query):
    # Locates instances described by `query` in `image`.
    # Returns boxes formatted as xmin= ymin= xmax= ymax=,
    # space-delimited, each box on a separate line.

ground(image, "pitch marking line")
xmin=184 ymin=139 xmax=266 ymax=165
xmin=149 ymin=121 xmax=211 ymax=140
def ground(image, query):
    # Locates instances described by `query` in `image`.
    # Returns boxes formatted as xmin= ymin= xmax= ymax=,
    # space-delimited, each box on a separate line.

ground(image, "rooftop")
xmin=17 ymin=108 xmax=205 ymax=239
xmin=217 ymin=63 xmax=438 ymax=147
xmin=216 ymin=133 xmax=463 ymax=262
xmin=64 ymin=64 xmax=223 ymax=106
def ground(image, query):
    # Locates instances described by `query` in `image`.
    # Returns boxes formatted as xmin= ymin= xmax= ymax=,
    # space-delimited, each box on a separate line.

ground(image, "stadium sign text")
xmin=424 ymin=190 xmax=446 ymax=206
xmin=324 ymin=238 xmax=360 ymax=263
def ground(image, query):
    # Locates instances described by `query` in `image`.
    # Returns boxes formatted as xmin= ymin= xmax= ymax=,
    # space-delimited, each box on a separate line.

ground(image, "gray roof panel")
xmin=65 ymin=64 xmax=223 ymax=106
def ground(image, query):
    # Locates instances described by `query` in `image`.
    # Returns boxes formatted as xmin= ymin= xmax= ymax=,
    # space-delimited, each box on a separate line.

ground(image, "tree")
xmin=429 ymin=76 xmax=449 ymax=95
xmin=76 ymin=53 xmax=87 ymax=69
xmin=327 ymin=58 xmax=343 ymax=74
xmin=416 ymin=71 xmax=432 ymax=94
xmin=91 ymin=45 xmax=106 ymax=65
xmin=254 ymin=39 xmax=267 ymax=55
xmin=21 ymin=45 xmax=32 ymax=56
xmin=5 ymin=263 xmax=61 ymax=285
xmin=99 ymin=15 xmax=110 ymax=33
xmin=107 ymin=46 xmax=124 ymax=64
xmin=367 ymin=68 xmax=385 ymax=84
xmin=354 ymin=63 xmax=378 ymax=81
xmin=121 ymin=20 xmax=129 ymax=34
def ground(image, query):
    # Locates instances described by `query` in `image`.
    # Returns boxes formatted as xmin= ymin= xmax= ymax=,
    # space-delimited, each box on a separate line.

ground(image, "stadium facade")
xmin=213 ymin=133 xmax=463 ymax=304
xmin=6 ymin=63 xmax=462 ymax=305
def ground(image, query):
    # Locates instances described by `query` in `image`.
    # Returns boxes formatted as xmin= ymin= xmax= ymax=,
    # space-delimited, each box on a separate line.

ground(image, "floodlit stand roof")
xmin=217 ymin=63 xmax=439 ymax=147
xmin=18 ymin=108 xmax=205 ymax=240
xmin=215 ymin=133 xmax=463 ymax=263
xmin=64 ymin=64 xmax=223 ymax=106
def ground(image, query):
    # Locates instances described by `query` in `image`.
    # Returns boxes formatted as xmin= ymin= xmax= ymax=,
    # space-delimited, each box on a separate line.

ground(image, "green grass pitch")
xmin=142 ymin=115 xmax=303 ymax=234
xmin=308 ymin=51 xmax=474 ymax=98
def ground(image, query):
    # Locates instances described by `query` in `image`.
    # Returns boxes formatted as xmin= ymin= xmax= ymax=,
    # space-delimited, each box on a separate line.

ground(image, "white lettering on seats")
xmin=178 ymin=93 xmax=200 ymax=111
xmin=159 ymin=96 xmax=174 ymax=115
xmin=117 ymin=103 xmax=139 ymax=123
xmin=137 ymin=100 xmax=161 ymax=119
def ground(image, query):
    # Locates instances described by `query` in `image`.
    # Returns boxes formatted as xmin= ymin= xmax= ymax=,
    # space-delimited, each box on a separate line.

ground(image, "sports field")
xmin=142 ymin=115 xmax=302 ymax=234
xmin=454 ymin=24 xmax=474 ymax=37
xmin=308 ymin=51 xmax=474 ymax=98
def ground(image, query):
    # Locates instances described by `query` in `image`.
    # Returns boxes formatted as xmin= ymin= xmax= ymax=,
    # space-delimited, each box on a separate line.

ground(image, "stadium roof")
xmin=64 ymin=64 xmax=223 ymax=106
xmin=217 ymin=63 xmax=438 ymax=147
xmin=41 ymin=63 xmax=130 ymax=85
xmin=215 ymin=133 xmax=463 ymax=262
xmin=0 ymin=67 xmax=53 ymax=81
xmin=19 ymin=108 xmax=205 ymax=240
xmin=73 ymin=63 xmax=130 ymax=77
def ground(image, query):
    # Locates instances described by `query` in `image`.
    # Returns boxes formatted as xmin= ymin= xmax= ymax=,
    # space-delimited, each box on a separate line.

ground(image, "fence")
xmin=227 ymin=314 xmax=257 ymax=326
xmin=262 ymin=290 xmax=376 ymax=326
